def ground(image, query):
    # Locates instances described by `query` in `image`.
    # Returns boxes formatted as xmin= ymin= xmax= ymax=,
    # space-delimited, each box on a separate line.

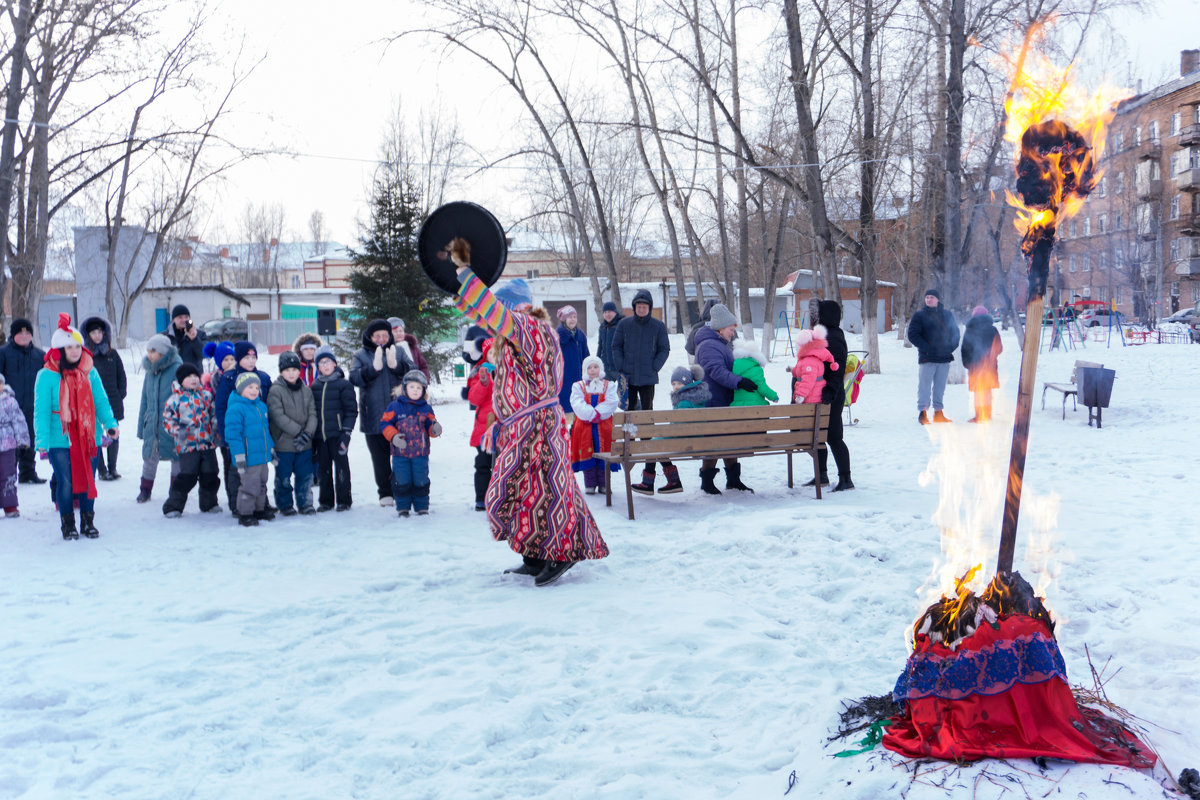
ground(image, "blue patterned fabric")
xmin=893 ymin=627 xmax=1068 ymax=703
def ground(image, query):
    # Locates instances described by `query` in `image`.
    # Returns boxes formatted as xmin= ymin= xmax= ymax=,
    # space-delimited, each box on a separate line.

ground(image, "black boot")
xmin=96 ymin=466 xmax=111 ymax=482
xmin=504 ymin=556 xmax=545 ymax=576
xmin=61 ymin=513 xmax=79 ymax=540
xmin=80 ymin=511 xmax=100 ymax=538
xmin=724 ymin=463 xmax=754 ymax=493
xmin=831 ymin=475 xmax=855 ymax=492
xmin=630 ymin=468 xmax=657 ymax=495
xmin=698 ymin=467 xmax=722 ymax=495
xmin=535 ymin=560 xmax=576 ymax=586
xmin=802 ymin=473 xmax=830 ymax=487
xmin=239 ymin=514 xmax=260 ymax=527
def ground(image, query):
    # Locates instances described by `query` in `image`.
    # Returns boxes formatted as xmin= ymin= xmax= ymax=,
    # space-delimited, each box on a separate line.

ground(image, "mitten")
xmin=429 ymin=422 xmax=443 ymax=438
xmin=385 ymin=345 xmax=398 ymax=369
xmin=394 ymin=435 xmax=407 ymax=451
xmin=737 ymin=377 xmax=757 ymax=392
xmin=373 ymin=346 xmax=384 ymax=370
xmin=235 ymin=454 xmax=247 ymax=475
xmin=460 ymin=386 xmax=470 ymax=401
xmin=338 ymin=432 xmax=352 ymax=455
xmin=294 ymin=432 xmax=311 ymax=450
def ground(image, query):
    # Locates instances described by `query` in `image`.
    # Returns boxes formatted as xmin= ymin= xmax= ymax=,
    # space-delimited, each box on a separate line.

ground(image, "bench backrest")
xmin=607 ymin=404 xmax=830 ymax=461
xmin=1071 ymin=360 xmax=1103 ymax=382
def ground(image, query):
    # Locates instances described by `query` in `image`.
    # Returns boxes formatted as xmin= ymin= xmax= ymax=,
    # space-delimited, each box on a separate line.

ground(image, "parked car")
xmin=1160 ymin=308 xmax=1200 ymax=342
xmin=1080 ymin=308 xmax=1124 ymax=327
xmin=199 ymin=318 xmax=248 ymax=342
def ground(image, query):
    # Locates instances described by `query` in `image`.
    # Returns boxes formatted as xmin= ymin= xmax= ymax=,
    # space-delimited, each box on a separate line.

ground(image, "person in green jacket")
xmin=34 ymin=314 xmax=119 ymax=539
xmin=730 ymin=342 xmax=779 ymax=406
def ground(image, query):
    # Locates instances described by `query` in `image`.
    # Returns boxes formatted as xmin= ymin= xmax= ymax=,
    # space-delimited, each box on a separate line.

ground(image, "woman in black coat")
xmin=812 ymin=301 xmax=852 ymax=491
xmin=82 ymin=316 xmax=127 ymax=480
xmin=349 ymin=319 xmax=413 ymax=504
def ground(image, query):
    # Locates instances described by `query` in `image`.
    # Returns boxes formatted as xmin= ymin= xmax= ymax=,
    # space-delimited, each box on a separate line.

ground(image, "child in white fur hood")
xmin=569 ymin=356 xmax=620 ymax=493
xmin=791 ymin=325 xmax=838 ymax=403
xmin=730 ymin=342 xmax=779 ymax=406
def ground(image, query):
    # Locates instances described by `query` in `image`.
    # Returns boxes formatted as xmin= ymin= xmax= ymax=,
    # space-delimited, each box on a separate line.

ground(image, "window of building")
xmin=1098 ymin=177 xmax=1107 ymax=197
xmin=1149 ymin=120 xmax=1159 ymax=141
xmin=1069 ymin=219 xmax=1077 ymax=237
xmin=1113 ymin=130 xmax=1125 ymax=151
xmin=1172 ymin=151 xmax=1181 ymax=175
xmin=1171 ymin=195 xmax=1181 ymax=219
xmin=526 ymin=269 xmax=540 ymax=279
xmin=1081 ymin=286 xmax=1092 ymax=298
xmin=1191 ymin=147 xmax=1200 ymax=169
xmin=1069 ymin=255 xmax=1077 ymax=273
xmin=1115 ymin=210 xmax=1123 ymax=229
xmin=1192 ymin=283 xmax=1200 ymax=303
xmin=1097 ymin=286 xmax=1108 ymax=302
xmin=1170 ymin=238 xmax=1181 ymax=262
xmin=1082 ymin=254 xmax=1091 ymax=272
xmin=1172 ymin=112 xmax=1182 ymax=136
xmin=1098 ymin=214 xmax=1107 ymax=233
xmin=1116 ymin=172 xmax=1125 ymax=194
xmin=1083 ymin=217 xmax=1091 ymax=236
xmin=1098 ymin=252 xmax=1108 ymax=271
xmin=290 ymin=275 xmax=301 ymax=288
xmin=1134 ymin=126 xmax=1142 ymax=145
xmin=1171 ymin=281 xmax=1180 ymax=297
xmin=1150 ymin=160 xmax=1162 ymax=180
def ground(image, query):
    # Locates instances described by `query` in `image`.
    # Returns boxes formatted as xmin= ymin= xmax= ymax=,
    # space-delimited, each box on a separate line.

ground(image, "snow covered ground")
xmin=2 ymin=329 xmax=1197 ymax=799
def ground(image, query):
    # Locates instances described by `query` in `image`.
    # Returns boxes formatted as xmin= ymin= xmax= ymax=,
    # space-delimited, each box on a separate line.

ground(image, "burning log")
xmin=997 ymin=118 xmax=1100 ymax=575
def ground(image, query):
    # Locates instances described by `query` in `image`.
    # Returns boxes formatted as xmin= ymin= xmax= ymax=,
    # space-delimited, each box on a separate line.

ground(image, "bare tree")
xmin=307 ymin=210 xmax=327 ymax=256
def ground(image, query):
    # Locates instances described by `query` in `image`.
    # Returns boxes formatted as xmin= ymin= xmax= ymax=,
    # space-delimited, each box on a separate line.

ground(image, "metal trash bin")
xmin=1078 ymin=366 xmax=1115 ymax=428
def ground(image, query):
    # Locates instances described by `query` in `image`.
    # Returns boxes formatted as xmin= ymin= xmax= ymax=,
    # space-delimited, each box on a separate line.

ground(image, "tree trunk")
xmin=728 ymin=0 xmax=752 ymax=339
xmin=859 ymin=0 xmax=881 ymax=374
xmin=0 ymin=0 xmax=35 ymax=330
xmin=943 ymin=0 xmax=966 ymax=309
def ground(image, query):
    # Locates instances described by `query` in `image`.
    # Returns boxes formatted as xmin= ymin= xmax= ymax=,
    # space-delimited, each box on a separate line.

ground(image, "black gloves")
xmin=338 ymin=432 xmax=352 ymax=455
xmin=737 ymin=378 xmax=758 ymax=392
xmin=294 ymin=432 xmax=312 ymax=450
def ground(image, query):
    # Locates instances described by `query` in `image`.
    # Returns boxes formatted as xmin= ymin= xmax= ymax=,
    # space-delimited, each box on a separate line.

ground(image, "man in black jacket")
xmin=906 ymin=289 xmax=960 ymax=424
xmin=163 ymin=304 xmax=206 ymax=369
xmin=0 ymin=319 xmax=46 ymax=483
xmin=595 ymin=301 xmax=626 ymax=409
xmin=611 ymin=289 xmax=670 ymax=412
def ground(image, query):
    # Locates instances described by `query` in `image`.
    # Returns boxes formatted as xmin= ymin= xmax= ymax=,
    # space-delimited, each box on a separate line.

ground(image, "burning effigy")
xmin=870 ymin=35 xmax=1159 ymax=772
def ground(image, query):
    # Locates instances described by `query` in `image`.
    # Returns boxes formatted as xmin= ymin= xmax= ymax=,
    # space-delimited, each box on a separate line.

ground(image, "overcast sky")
xmin=201 ymin=0 xmax=1198 ymax=247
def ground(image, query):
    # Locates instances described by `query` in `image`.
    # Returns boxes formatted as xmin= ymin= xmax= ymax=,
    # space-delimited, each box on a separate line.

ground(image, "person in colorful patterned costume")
xmin=448 ymin=237 xmax=608 ymax=587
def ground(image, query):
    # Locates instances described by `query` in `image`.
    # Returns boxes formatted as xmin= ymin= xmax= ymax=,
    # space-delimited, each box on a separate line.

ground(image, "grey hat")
xmin=671 ymin=364 xmax=703 ymax=385
xmin=402 ymin=369 xmax=428 ymax=388
xmin=235 ymin=372 xmax=261 ymax=395
xmin=707 ymin=303 xmax=738 ymax=331
xmin=314 ymin=345 xmax=337 ymax=365
xmin=146 ymin=334 xmax=173 ymax=356
xmin=388 ymin=317 xmax=405 ymax=331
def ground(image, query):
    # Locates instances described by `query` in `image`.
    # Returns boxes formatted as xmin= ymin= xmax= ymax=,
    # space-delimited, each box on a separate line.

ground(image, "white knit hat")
xmin=50 ymin=312 xmax=84 ymax=349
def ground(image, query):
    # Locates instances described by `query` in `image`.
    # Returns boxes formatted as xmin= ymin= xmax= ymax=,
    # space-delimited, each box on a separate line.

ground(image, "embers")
xmin=913 ymin=570 xmax=1053 ymax=649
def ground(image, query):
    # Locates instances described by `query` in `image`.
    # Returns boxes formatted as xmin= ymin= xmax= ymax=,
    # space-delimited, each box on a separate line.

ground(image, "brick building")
xmin=1057 ymin=49 xmax=1200 ymax=319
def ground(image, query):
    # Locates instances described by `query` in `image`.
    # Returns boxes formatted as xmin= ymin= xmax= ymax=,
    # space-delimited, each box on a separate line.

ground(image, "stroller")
xmin=843 ymin=351 xmax=867 ymax=425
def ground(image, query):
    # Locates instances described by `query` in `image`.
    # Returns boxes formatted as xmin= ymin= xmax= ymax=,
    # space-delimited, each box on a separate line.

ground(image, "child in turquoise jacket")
xmin=224 ymin=372 xmax=275 ymax=526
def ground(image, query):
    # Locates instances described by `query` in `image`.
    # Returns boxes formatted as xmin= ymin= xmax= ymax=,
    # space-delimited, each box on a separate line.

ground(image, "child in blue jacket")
xmin=379 ymin=370 xmax=442 ymax=516
xmin=224 ymin=372 xmax=276 ymax=527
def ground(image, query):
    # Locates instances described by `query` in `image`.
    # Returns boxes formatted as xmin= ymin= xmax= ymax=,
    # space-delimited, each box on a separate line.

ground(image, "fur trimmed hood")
xmin=293 ymin=332 xmax=324 ymax=360
xmin=732 ymin=341 xmax=767 ymax=366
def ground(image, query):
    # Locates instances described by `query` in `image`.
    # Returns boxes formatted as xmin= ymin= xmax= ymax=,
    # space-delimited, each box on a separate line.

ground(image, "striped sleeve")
xmin=454 ymin=270 xmax=516 ymax=341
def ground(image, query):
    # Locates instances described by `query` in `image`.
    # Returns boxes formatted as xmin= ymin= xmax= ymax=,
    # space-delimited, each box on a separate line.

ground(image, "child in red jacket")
xmin=791 ymin=325 xmax=838 ymax=403
xmin=467 ymin=338 xmax=496 ymax=511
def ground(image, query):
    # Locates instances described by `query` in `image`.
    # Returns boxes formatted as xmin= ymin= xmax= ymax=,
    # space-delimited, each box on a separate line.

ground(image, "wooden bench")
xmin=596 ymin=404 xmax=831 ymax=519
xmin=1041 ymin=360 xmax=1102 ymax=419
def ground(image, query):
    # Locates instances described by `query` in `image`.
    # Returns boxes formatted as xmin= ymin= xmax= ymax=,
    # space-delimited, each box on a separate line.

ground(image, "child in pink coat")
xmin=791 ymin=325 xmax=839 ymax=403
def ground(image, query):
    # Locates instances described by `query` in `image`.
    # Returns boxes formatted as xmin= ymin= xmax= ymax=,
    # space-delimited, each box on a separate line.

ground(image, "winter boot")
xmin=831 ymin=475 xmax=855 ymax=492
xmin=698 ymin=467 xmax=722 ymax=495
xmin=238 ymin=514 xmax=259 ymax=527
xmin=61 ymin=513 xmax=79 ymax=540
xmin=918 ymin=410 xmax=929 ymax=425
xmin=80 ymin=512 xmax=99 ymax=538
xmin=96 ymin=466 xmax=111 ymax=482
xmin=504 ymin=557 xmax=545 ymax=576
xmin=658 ymin=464 xmax=683 ymax=494
xmin=254 ymin=507 xmax=276 ymax=521
xmin=535 ymin=560 xmax=577 ymax=587
xmin=631 ymin=469 xmax=657 ymax=495
xmin=933 ymin=410 xmax=952 ymax=423
xmin=136 ymin=478 xmax=153 ymax=503
xmin=724 ymin=463 xmax=754 ymax=493
xmin=802 ymin=473 xmax=830 ymax=488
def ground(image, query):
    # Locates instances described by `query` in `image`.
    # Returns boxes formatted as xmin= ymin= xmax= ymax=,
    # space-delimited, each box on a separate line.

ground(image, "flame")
xmin=1002 ymin=47 xmax=1123 ymax=253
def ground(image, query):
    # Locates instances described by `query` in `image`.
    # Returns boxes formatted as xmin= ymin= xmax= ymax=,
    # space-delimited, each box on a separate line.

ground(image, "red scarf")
xmin=45 ymin=348 xmax=99 ymax=500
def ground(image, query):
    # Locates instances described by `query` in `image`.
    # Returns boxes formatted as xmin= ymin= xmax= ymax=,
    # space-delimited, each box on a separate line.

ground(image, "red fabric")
xmin=467 ymin=368 xmax=495 ymax=448
xmin=45 ymin=348 xmax=100 ymax=500
xmin=569 ymin=384 xmax=613 ymax=465
xmin=885 ymin=617 xmax=1156 ymax=768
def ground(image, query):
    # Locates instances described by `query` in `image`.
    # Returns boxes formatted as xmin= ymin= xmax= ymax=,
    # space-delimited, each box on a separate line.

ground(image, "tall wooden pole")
xmin=998 ymin=235 xmax=1053 ymax=574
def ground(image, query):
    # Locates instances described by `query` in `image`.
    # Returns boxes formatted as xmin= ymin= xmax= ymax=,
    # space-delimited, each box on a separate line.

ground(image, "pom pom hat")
xmin=235 ymin=372 xmax=261 ymax=395
xmin=50 ymin=313 xmax=84 ymax=349
xmin=793 ymin=325 xmax=828 ymax=347
xmin=972 ymin=305 xmax=991 ymax=317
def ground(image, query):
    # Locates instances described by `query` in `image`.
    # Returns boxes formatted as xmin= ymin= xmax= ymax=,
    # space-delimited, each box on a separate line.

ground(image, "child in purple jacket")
xmin=379 ymin=371 xmax=442 ymax=517
xmin=0 ymin=372 xmax=32 ymax=517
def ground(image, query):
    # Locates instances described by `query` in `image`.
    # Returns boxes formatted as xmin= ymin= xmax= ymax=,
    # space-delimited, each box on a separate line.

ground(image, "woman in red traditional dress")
xmin=568 ymin=355 xmax=619 ymax=494
xmin=448 ymin=238 xmax=608 ymax=586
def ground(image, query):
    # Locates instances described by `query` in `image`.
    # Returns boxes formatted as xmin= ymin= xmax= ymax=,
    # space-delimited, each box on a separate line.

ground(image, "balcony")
xmin=1175 ymin=258 xmax=1200 ymax=276
xmin=1180 ymin=214 xmax=1200 ymax=236
xmin=1136 ymin=137 xmax=1162 ymax=160
xmin=1136 ymin=178 xmax=1162 ymax=199
xmin=1177 ymin=168 xmax=1200 ymax=192
xmin=1180 ymin=123 xmax=1200 ymax=147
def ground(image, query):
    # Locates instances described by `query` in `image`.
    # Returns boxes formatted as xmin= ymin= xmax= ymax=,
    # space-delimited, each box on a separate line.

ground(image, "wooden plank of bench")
xmin=614 ymin=431 xmax=825 ymax=456
xmin=612 ymin=404 xmax=823 ymax=425
xmin=613 ymin=417 xmax=826 ymax=438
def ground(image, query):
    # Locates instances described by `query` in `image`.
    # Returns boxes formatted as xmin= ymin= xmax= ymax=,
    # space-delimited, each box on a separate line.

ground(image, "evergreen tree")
xmin=341 ymin=172 xmax=456 ymax=380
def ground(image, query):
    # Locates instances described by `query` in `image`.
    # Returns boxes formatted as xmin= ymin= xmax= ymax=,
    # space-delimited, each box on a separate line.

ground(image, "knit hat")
xmin=278 ymin=351 xmax=302 ymax=372
xmin=402 ymin=369 xmax=428 ymax=388
xmin=479 ymin=337 xmax=495 ymax=364
xmin=203 ymin=342 xmax=216 ymax=359
xmin=493 ymin=278 xmax=533 ymax=310
xmin=794 ymin=325 xmax=828 ymax=347
xmin=146 ymin=333 xmax=173 ymax=356
xmin=602 ymin=301 xmax=618 ymax=314
xmin=10 ymin=318 xmax=34 ymax=338
xmin=314 ymin=345 xmax=337 ymax=365
xmin=235 ymin=372 xmax=261 ymax=395
xmin=972 ymin=305 xmax=991 ymax=317
xmin=671 ymin=364 xmax=703 ymax=385
xmin=388 ymin=317 xmax=405 ymax=331
xmin=214 ymin=341 xmax=236 ymax=366
xmin=363 ymin=319 xmax=392 ymax=347
xmin=707 ymin=303 xmax=738 ymax=331
xmin=175 ymin=363 xmax=201 ymax=385
xmin=50 ymin=313 xmax=84 ymax=349
xmin=170 ymin=304 xmax=190 ymax=320
xmin=234 ymin=341 xmax=258 ymax=362
xmin=557 ymin=305 xmax=577 ymax=321
xmin=925 ymin=288 xmax=941 ymax=300
xmin=581 ymin=355 xmax=603 ymax=375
